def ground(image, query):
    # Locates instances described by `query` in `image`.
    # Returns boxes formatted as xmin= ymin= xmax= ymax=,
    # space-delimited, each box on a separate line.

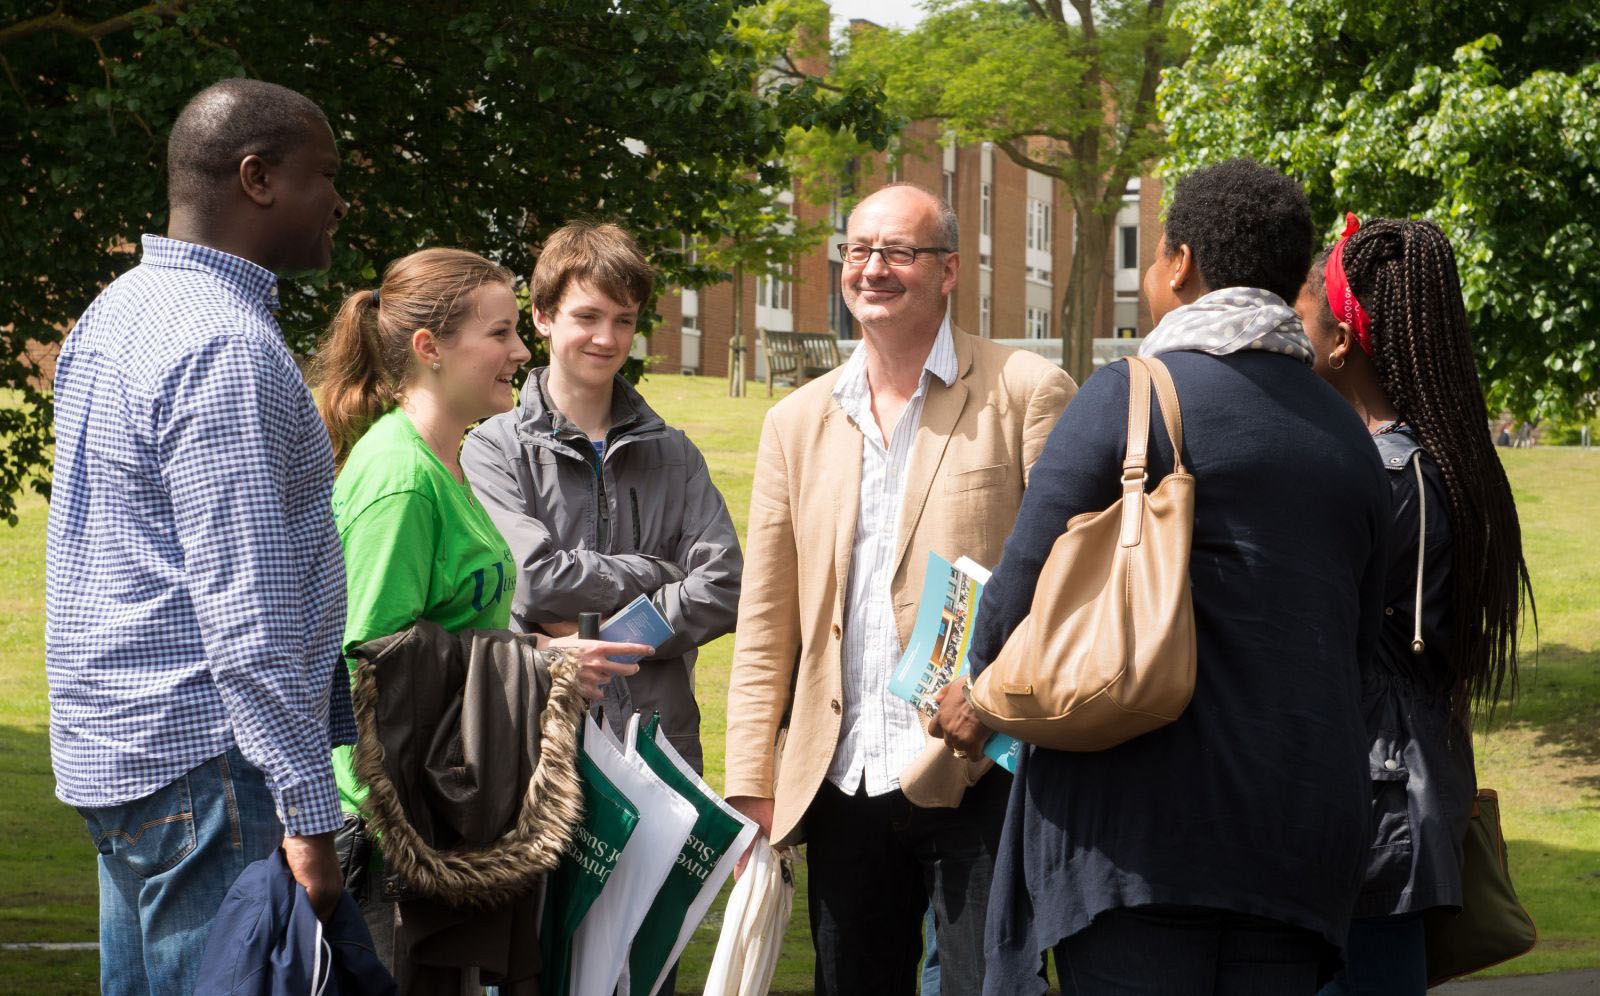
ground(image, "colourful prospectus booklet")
xmin=601 ymin=594 xmax=674 ymax=664
xmin=887 ymin=552 xmax=1022 ymax=773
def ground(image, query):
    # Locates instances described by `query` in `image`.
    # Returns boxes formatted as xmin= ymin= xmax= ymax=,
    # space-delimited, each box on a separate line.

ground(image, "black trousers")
xmin=1053 ymin=905 xmax=1326 ymax=996
xmin=804 ymin=767 xmax=1009 ymax=996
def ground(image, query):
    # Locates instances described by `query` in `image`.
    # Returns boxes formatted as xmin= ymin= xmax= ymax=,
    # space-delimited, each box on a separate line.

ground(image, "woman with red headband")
xmin=1296 ymin=217 xmax=1534 ymax=996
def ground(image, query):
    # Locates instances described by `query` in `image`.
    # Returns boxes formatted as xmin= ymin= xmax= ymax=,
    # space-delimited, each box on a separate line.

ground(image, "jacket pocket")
xmin=1364 ymin=745 xmax=1414 ymax=897
xmin=944 ymin=463 xmax=1009 ymax=494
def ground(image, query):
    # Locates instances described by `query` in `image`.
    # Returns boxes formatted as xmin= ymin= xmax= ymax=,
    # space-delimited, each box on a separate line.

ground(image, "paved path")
xmin=1436 ymin=970 xmax=1600 ymax=994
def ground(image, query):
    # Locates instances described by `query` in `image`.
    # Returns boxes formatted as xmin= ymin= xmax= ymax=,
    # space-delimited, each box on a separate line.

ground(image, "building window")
xmin=829 ymin=261 xmax=855 ymax=339
xmin=1027 ymin=198 xmax=1051 ymax=251
xmin=1120 ymin=224 xmax=1139 ymax=270
xmin=942 ymin=169 xmax=956 ymax=212
xmin=680 ymin=236 xmax=700 ymax=331
xmin=979 ymin=294 xmax=992 ymax=337
xmin=980 ymin=182 xmax=992 ymax=237
xmin=757 ymin=266 xmax=791 ymax=311
xmin=1115 ymin=296 xmax=1140 ymax=337
xmin=1025 ymin=306 xmax=1051 ymax=340
xmin=832 ymin=160 xmax=859 ymax=234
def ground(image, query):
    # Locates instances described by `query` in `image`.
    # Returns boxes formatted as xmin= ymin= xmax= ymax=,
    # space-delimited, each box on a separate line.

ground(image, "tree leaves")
xmin=1161 ymin=0 xmax=1600 ymax=420
xmin=0 ymin=0 xmax=890 ymax=521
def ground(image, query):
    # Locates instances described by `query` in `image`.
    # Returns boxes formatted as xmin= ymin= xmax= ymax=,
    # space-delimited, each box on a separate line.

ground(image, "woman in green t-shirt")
xmin=312 ymin=247 xmax=649 ymax=968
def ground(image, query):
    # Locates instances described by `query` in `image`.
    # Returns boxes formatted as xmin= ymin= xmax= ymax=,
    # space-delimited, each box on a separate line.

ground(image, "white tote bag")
xmin=622 ymin=713 xmax=758 ymax=996
xmin=569 ymin=714 xmax=697 ymax=996
xmin=700 ymin=839 xmax=796 ymax=996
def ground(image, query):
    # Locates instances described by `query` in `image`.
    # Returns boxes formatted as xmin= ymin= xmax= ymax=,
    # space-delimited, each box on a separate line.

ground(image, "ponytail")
xmin=312 ymin=248 xmax=515 ymax=468
xmin=314 ymin=290 xmax=391 ymax=467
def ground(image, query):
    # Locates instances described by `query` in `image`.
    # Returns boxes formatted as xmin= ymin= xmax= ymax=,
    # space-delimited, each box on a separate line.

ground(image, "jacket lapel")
xmin=891 ymin=331 xmax=974 ymax=579
xmin=822 ymin=400 xmax=864 ymax=603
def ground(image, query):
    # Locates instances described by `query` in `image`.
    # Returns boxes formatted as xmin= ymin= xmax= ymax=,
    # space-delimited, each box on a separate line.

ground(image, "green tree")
xmin=781 ymin=0 xmax=1181 ymax=385
xmin=0 ymin=0 xmax=891 ymax=523
xmin=1160 ymin=0 xmax=1600 ymax=421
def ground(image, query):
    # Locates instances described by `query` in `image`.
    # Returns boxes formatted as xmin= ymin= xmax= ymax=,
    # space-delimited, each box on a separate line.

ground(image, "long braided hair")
xmin=1315 ymin=219 xmax=1533 ymax=711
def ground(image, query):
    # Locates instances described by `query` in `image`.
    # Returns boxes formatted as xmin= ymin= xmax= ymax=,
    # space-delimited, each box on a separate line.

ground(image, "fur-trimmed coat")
xmin=349 ymin=620 xmax=586 ymax=992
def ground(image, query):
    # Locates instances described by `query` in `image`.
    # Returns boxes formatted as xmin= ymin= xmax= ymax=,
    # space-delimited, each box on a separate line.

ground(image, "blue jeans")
xmin=1318 ymin=914 xmax=1426 ymax=996
xmin=77 ymin=747 xmax=282 ymax=996
xmin=1054 ymin=905 xmax=1326 ymax=995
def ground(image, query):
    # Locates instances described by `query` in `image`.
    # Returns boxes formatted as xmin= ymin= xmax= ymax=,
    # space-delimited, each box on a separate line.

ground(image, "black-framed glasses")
xmin=837 ymin=243 xmax=953 ymax=267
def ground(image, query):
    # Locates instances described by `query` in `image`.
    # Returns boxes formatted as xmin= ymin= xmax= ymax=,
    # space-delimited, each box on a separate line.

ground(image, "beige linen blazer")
xmin=724 ymin=327 xmax=1075 ymax=845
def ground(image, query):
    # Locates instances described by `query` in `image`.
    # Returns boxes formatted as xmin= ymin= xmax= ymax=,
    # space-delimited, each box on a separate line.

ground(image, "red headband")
xmin=1323 ymin=212 xmax=1373 ymax=356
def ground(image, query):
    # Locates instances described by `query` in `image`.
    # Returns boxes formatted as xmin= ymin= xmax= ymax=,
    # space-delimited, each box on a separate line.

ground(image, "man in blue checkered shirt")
xmin=46 ymin=79 xmax=352 ymax=995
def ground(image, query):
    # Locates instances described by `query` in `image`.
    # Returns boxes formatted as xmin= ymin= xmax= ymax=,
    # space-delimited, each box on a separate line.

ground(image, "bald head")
xmin=167 ymin=79 xmax=328 ymax=212
xmin=850 ymin=183 xmax=959 ymax=252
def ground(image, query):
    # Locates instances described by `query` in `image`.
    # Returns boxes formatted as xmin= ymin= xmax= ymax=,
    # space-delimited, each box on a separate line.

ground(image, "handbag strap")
xmin=1139 ymin=356 xmax=1186 ymax=474
xmin=1119 ymin=358 xmax=1154 ymax=547
xmin=1118 ymin=356 xmax=1186 ymax=548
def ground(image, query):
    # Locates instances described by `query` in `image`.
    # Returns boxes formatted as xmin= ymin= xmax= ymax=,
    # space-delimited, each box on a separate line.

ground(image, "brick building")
xmin=645 ymin=121 xmax=1162 ymax=380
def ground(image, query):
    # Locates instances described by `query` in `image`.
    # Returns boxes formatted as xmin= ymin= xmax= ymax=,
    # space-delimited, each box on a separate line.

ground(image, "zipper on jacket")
xmin=630 ymin=488 xmax=641 ymax=549
xmin=585 ymin=441 xmax=610 ymax=550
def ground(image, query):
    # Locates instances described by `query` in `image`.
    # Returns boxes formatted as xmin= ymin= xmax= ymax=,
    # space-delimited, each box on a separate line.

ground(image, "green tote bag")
xmin=540 ymin=746 xmax=640 ymax=996
xmin=1424 ymin=789 xmax=1538 ymax=986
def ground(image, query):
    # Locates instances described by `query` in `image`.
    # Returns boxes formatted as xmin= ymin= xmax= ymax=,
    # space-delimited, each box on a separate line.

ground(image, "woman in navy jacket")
xmin=942 ymin=160 xmax=1389 ymax=995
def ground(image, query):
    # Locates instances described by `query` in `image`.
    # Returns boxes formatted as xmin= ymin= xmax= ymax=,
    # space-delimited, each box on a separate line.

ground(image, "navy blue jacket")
xmin=196 ymin=850 xmax=395 ymax=996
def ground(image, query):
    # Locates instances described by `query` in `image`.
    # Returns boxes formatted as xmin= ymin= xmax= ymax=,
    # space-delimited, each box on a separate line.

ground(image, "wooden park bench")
xmin=759 ymin=329 xmax=842 ymax=397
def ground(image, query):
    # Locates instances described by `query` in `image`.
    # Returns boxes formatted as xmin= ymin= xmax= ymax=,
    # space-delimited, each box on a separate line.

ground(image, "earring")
xmin=1169 ymin=280 xmax=1179 ymax=291
xmin=432 ymin=361 xmax=441 ymax=371
xmin=1330 ymin=354 xmax=1345 ymax=371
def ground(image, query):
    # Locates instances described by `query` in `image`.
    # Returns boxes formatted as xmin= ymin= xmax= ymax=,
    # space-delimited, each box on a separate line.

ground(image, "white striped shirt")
xmin=827 ymin=316 xmax=958 ymax=796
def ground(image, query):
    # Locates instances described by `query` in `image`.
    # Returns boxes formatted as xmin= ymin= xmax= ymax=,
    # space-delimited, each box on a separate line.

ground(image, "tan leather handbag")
xmin=968 ymin=355 xmax=1196 ymax=751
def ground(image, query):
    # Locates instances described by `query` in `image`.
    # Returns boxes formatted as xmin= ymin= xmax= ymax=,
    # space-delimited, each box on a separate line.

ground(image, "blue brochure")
xmin=600 ymin=594 xmax=673 ymax=663
xmin=887 ymin=552 xmax=1021 ymax=773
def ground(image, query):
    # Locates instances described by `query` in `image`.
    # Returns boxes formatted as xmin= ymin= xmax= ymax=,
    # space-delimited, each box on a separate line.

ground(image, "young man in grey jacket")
xmin=461 ymin=221 xmax=741 ymax=774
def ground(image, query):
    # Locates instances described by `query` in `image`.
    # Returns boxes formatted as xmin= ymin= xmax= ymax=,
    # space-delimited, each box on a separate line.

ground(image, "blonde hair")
xmin=313 ymin=248 xmax=513 ymax=466
xmin=530 ymin=221 xmax=654 ymax=318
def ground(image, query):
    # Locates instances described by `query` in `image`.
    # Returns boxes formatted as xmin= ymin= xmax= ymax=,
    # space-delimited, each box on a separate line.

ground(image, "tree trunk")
xmin=728 ymin=263 xmax=745 ymax=397
xmin=1059 ymin=206 xmax=1115 ymax=387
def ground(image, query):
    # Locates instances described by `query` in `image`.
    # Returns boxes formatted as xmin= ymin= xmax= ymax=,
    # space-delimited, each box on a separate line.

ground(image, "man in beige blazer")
xmin=724 ymin=183 xmax=1075 ymax=993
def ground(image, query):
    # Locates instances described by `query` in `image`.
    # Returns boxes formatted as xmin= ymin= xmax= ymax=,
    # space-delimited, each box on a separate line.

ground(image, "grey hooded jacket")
xmin=460 ymin=368 xmax=742 ymax=771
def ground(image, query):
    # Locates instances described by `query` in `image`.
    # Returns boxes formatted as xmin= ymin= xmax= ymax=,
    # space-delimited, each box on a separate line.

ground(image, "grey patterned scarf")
xmin=1138 ymin=286 xmax=1314 ymax=365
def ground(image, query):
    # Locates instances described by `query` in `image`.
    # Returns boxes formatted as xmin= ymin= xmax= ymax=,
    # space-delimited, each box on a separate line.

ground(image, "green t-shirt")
xmin=330 ymin=407 xmax=516 ymax=813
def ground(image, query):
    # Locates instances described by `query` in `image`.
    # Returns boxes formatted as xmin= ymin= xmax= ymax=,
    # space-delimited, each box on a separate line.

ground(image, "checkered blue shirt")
xmin=46 ymin=235 xmax=351 ymax=836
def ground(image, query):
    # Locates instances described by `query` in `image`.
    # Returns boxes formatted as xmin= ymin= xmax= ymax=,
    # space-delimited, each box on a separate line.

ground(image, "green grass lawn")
xmin=3 ymin=374 xmax=1596 ymax=992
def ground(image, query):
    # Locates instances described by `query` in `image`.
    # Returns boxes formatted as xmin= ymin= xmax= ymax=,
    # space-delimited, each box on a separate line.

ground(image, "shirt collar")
xmin=833 ymin=312 xmax=959 ymax=404
xmin=140 ymin=234 xmax=280 ymax=311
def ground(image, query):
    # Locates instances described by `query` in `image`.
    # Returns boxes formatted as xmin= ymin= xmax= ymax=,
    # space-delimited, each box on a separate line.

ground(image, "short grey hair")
xmin=856 ymin=181 xmax=959 ymax=252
